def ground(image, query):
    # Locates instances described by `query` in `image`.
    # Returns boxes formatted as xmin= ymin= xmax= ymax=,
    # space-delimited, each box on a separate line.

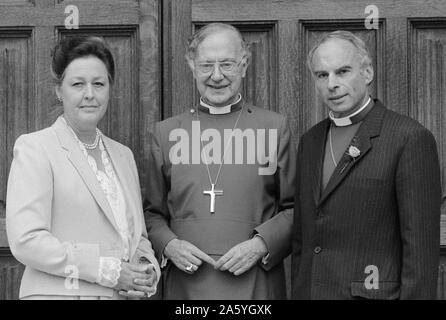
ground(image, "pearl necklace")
xmin=82 ymin=128 xmax=101 ymax=149
xmin=62 ymin=116 xmax=101 ymax=149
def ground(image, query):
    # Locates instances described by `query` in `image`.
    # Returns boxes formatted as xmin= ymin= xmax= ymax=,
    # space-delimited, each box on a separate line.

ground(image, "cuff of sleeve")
xmin=261 ymin=253 xmax=271 ymax=265
xmin=160 ymin=254 xmax=169 ymax=268
xmin=151 ymin=229 xmax=178 ymax=260
xmin=253 ymin=234 xmax=270 ymax=265
xmin=96 ymin=257 xmax=122 ymax=288
xmin=159 ymin=237 xmax=177 ymax=267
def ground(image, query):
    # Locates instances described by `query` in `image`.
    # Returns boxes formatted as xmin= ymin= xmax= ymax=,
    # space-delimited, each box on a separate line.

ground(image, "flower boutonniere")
xmin=348 ymin=145 xmax=361 ymax=159
xmin=340 ymin=138 xmax=361 ymax=174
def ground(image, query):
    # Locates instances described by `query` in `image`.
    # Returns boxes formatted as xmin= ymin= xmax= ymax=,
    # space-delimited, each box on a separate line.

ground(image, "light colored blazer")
xmin=6 ymin=116 xmax=160 ymax=299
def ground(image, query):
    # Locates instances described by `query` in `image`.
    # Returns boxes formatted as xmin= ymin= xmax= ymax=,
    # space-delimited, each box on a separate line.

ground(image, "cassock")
xmin=145 ymin=98 xmax=296 ymax=299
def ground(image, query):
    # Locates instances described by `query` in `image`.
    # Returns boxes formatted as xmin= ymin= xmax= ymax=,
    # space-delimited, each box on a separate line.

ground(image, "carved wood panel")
xmin=409 ymin=20 xmax=446 ymax=247
xmin=0 ymin=262 xmax=24 ymax=300
xmin=0 ymin=29 xmax=33 ymax=227
xmin=0 ymin=0 xmax=33 ymax=6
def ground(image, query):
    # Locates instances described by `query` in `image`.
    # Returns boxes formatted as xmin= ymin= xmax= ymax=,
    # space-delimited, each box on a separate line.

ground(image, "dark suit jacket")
xmin=291 ymin=99 xmax=441 ymax=300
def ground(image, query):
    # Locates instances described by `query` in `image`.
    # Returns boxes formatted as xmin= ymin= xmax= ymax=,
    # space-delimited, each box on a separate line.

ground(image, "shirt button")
xmin=314 ymin=246 xmax=322 ymax=254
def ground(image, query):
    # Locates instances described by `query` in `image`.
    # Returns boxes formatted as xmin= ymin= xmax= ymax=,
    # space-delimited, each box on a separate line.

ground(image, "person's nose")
xmin=84 ymin=83 xmax=94 ymax=100
xmin=327 ymin=74 xmax=339 ymax=91
xmin=210 ymin=64 xmax=224 ymax=82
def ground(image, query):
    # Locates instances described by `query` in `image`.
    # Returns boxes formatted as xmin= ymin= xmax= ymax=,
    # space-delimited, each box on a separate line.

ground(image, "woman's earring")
xmin=57 ymin=96 xmax=63 ymax=103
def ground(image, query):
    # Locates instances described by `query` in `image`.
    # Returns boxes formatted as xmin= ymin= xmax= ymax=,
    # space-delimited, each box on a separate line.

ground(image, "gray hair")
xmin=307 ymin=30 xmax=372 ymax=73
xmin=185 ymin=23 xmax=251 ymax=62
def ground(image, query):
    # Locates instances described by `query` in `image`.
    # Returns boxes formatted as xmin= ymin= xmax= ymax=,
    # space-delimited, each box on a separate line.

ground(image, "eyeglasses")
xmin=195 ymin=58 xmax=244 ymax=75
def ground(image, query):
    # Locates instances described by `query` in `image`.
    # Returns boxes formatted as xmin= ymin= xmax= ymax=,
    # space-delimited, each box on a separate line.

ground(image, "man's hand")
xmin=214 ymin=237 xmax=268 ymax=276
xmin=164 ymin=238 xmax=215 ymax=273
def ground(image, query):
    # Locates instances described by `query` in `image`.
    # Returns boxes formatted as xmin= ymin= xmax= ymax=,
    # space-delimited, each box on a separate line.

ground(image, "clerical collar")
xmin=199 ymin=94 xmax=242 ymax=114
xmin=329 ymin=97 xmax=373 ymax=127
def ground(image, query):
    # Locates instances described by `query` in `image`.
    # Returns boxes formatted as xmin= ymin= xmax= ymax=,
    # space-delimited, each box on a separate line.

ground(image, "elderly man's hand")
xmin=214 ymin=237 xmax=268 ymax=276
xmin=164 ymin=238 xmax=215 ymax=274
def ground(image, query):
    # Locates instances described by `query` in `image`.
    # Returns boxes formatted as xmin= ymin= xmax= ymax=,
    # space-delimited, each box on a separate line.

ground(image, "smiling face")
xmin=56 ymin=56 xmax=110 ymax=131
xmin=189 ymin=29 xmax=248 ymax=107
xmin=311 ymin=38 xmax=373 ymax=117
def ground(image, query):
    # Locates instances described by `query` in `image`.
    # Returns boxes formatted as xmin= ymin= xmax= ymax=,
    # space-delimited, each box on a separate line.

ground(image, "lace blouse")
xmin=63 ymin=117 xmax=130 ymax=288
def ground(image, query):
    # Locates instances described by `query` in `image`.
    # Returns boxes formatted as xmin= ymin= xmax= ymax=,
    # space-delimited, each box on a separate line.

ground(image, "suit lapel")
xmin=52 ymin=117 xmax=121 ymax=233
xmin=310 ymin=119 xmax=330 ymax=206
xmin=317 ymin=100 xmax=386 ymax=208
xmin=102 ymin=137 xmax=141 ymax=254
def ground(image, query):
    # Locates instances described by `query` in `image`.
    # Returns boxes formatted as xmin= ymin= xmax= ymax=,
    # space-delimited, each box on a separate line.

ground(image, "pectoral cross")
xmin=203 ymin=183 xmax=223 ymax=213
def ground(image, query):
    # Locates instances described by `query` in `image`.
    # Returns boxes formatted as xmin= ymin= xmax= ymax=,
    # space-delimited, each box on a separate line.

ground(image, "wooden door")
xmin=163 ymin=0 xmax=446 ymax=298
xmin=0 ymin=0 xmax=160 ymax=299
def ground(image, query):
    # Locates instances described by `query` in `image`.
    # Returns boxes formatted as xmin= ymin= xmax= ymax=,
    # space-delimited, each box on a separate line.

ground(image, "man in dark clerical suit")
xmin=291 ymin=30 xmax=441 ymax=300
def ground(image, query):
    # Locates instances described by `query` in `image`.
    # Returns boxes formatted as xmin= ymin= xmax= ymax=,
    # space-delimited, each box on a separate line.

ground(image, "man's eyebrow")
xmin=200 ymin=58 xmax=237 ymax=63
xmin=335 ymin=65 xmax=352 ymax=71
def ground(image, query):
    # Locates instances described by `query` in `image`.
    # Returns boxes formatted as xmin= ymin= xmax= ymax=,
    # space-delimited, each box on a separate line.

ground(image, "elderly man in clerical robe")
xmin=145 ymin=23 xmax=296 ymax=299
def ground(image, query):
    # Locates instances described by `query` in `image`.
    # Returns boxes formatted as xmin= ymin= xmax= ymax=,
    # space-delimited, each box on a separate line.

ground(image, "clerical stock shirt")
xmin=322 ymin=99 xmax=374 ymax=190
xmin=145 ymin=99 xmax=295 ymax=299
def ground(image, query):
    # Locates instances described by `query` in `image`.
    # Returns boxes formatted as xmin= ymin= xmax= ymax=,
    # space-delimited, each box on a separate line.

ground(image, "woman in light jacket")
xmin=6 ymin=36 xmax=160 ymax=299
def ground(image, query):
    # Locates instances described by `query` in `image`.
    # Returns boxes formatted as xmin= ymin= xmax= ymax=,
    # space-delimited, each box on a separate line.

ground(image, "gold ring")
xmin=185 ymin=264 xmax=194 ymax=272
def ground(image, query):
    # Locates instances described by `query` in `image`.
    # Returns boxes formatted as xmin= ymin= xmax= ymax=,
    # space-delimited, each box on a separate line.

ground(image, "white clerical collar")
xmin=199 ymin=94 xmax=242 ymax=114
xmin=329 ymin=97 xmax=372 ymax=127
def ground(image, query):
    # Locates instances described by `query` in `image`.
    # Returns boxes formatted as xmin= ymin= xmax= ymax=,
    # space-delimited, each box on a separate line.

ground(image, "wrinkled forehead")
xmin=195 ymin=30 xmax=244 ymax=61
xmin=312 ymin=38 xmax=361 ymax=69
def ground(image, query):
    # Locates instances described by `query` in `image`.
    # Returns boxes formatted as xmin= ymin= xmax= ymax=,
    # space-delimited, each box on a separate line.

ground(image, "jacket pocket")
xmin=351 ymin=281 xmax=400 ymax=300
